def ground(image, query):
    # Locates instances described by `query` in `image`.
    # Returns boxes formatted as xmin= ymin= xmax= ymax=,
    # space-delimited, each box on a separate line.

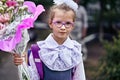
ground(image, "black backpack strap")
xmin=31 ymin=44 xmax=43 ymax=80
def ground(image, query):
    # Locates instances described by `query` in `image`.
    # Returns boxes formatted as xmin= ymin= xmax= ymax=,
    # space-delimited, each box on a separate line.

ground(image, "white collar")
xmin=44 ymin=33 xmax=74 ymax=49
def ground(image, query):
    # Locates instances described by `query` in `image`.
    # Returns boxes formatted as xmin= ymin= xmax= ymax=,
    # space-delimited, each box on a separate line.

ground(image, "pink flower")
xmin=0 ymin=13 xmax=10 ymax=23
xmin=6 ymin=0 xmax=17 ymax=7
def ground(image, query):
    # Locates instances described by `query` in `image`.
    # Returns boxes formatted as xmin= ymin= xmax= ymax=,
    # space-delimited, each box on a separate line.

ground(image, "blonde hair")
xmin=48 ymin=3 xmax=76 ymax=24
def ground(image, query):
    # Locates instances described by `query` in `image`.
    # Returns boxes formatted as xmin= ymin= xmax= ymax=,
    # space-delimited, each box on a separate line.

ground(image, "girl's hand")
xmin=13 ymin=54 xmax=24 ymax=66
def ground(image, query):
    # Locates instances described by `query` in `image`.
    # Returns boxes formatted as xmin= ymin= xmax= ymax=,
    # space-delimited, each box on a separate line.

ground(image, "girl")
xmin=14 ymin=0 xmax=86 ymax=80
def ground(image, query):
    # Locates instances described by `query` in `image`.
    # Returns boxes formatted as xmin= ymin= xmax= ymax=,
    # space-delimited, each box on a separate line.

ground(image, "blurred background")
xmin=0 ymin=0 xmax=120 ymax=80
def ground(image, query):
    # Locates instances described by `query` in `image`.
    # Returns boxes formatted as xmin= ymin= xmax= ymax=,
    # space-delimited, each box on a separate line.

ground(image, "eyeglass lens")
xmin=53 ymin=21 xmax=73 ymax=28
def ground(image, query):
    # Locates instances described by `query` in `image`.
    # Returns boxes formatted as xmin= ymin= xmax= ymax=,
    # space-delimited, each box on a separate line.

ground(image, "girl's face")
xmin=49 ymin=9 xmax=74 ymax=44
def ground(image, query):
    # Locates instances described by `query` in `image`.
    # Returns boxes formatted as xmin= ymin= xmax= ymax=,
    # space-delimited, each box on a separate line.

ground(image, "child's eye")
xmin=66 ymin=22 xmax=72 ymax=25
xmin=56 ymin=21 xmax=62 ymax=24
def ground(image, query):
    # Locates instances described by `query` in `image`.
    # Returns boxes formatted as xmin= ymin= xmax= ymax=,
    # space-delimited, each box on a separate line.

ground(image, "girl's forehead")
xmin=53 ymin=9 xmax=74 ymax=20
xmin=54 ymin=9 xmax=74 ymax=15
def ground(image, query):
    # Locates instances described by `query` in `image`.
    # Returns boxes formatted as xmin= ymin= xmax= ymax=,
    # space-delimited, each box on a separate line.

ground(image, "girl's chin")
xmin=53 ymin=33 xmax=68 ymax=39
xmin=58 ymin=35 xmax=67 ymax=39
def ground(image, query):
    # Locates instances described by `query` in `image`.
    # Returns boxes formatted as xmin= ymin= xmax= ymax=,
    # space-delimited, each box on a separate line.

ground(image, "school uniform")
xmin=28 ymin=33 xmax=86 ymax=80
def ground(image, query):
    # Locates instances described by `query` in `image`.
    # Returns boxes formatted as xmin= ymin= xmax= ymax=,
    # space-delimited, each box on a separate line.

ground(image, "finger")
xmin=14 ymin=62 xmax=22 ymax=66
xmin=14 ymin=58 xmax=23 ymax=63
xmin=14 ymin=58 xmax=23 ymax=61
xmin=14 ymin=58 xmax=23 ymax=66
xmin=22 ymin=54 xmax=26 ymax=57
xmin=13 ymin=53 xmax=20 ymax=57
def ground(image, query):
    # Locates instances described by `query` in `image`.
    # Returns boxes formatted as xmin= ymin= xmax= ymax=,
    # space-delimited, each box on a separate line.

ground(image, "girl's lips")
xmin=59 ymin=32 xmax=66 ymax=34
xmin=59 ymin=31 xmax=66 ymax=33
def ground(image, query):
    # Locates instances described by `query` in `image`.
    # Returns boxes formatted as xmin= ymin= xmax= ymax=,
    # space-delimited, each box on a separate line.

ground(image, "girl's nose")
xmin=61 ymin=24 xmax=66 ymax=29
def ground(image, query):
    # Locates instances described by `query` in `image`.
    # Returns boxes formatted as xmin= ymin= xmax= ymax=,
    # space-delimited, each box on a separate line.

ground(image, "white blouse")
xmin=28 ymin=33 xmax=86 ymax=80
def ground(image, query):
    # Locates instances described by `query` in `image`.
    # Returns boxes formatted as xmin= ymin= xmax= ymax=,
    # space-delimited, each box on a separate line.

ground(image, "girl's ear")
xmin=71 ymin=25 xmax=75 ymax=30
xmin=49 ymin=24 xmax=53 ymax=29
xmin=48 ymin=20 xmax=53 ymax=29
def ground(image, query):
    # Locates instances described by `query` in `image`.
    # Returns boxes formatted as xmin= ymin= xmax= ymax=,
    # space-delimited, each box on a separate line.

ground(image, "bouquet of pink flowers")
xmin=0 ymin=0 xmax=45 ymax=80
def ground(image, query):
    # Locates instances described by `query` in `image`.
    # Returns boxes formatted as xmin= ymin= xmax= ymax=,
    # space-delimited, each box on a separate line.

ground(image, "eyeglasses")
xmin=52 ymin=21 xmax=74 ymax=28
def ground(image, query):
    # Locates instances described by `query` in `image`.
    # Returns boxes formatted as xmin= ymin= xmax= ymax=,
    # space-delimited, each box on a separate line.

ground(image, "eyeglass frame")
xmin=52 ymin=20 xmax=74 ymax=28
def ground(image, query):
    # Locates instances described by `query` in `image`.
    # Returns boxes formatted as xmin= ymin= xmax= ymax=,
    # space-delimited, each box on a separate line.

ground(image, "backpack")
xmin=28 ymin=44 xmax=43 ymax=80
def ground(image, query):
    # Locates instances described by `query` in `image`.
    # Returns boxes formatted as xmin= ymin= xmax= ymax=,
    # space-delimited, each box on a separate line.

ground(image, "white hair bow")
xmin=53 ymin=0 xmax=78 ymax=12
